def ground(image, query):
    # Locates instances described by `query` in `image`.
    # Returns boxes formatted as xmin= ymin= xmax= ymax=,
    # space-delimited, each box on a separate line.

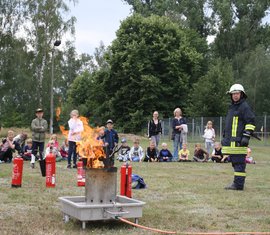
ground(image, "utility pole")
xmin=50 ymin=40 xmax=61 ymax=134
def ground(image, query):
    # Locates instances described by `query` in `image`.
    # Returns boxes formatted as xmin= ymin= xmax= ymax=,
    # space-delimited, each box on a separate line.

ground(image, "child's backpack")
xmin=131 ymin=174 xmax=147 ymax=189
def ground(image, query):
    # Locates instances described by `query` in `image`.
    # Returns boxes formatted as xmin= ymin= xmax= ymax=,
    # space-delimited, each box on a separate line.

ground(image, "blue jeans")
xmin=173 ymin=133 xmax=182 ymax=161
xmin=150 ymin=134 xmax=160 ymax=147
xmin=131 ymin=156 xmax=140 ymax=162
xmin=205 ymin=141 xmax=214 ymax=155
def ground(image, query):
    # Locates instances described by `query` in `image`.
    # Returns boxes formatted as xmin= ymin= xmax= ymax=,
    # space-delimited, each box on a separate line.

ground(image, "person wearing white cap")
xmin=222 ymin=84 xmax=255 ymax=191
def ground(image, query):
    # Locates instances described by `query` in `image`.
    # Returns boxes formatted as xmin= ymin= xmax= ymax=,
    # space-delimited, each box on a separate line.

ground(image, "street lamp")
xmin=50 ymin=40 xmax=61 ymax=134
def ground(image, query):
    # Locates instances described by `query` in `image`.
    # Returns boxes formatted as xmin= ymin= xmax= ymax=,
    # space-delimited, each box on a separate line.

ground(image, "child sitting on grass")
xmin=0 ymin=130 xmax=20 ymax=163
xmin=144 ymin=141 xmax=159 ymax=162
xmin=211 ymin=142 xmax=229 ymax=163
xmin=178 ymin=143 xmax=191 ymax=162
xmin=60 ymin=139 xmax=69 ymax=159
xmin=45 ymin=140 xmax=62 ymax=162
xmin=117 ymin=138 xmax=130 ymax=162
xmin=158 ymin=142 xmax=173 ymax=162
xmin=22 ymin=138 xmax=36 ymax=168
xmin=193 ymin=143 xmax=209 ymax=162
xmin=129 ymin=139 xmax=144 ymax=162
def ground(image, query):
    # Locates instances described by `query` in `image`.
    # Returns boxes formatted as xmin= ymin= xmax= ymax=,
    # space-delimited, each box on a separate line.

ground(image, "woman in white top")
xmin=67 ymin=110 xmax=84 ymax=169
xmin=203 ymin=121 xmax=215 ymax=156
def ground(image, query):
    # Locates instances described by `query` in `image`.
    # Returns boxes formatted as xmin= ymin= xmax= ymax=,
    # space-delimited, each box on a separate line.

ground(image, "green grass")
xmin=1 ymin=145 xmax=270 ymax=235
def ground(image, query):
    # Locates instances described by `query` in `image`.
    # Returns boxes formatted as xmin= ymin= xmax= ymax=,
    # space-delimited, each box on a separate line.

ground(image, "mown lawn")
xmin=0 ymin=143 xmax=270 ymax=235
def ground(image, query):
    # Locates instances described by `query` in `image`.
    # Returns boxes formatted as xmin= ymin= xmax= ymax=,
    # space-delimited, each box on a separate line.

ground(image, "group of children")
xmin=116 ymin=138 xmax=255 ymax=164
xmin=21 ymin=134 xmax=69 ymax=168
xmin=117 ymin=138 xmax=174 ymax=162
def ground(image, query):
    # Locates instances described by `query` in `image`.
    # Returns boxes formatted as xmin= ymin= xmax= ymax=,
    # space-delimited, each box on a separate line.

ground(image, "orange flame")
xmin=59 ymin=125 xmax=69 ymax=137
xmin=60 ymin=116 xmax=106 ymax=168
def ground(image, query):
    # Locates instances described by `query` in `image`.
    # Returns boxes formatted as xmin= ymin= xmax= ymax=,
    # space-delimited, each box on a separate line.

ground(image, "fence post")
xmin=168 ymin=118 xmax=171 ymax=141
xmin=192 ymin=118 xmax=195 ymax=140
xmin=201 ymin=117 xmax=204 ymax=136
xmin=219 ymin=116 xmax=222 ymax=142
xmin=161 ymin=120 xmax=165 ymax=139
xmin=264 ymin=114 xmax=267 ymax=146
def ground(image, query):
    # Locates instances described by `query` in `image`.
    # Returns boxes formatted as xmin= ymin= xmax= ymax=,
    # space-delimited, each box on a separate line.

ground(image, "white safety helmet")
xmin=228 ymin=84 xmax=247 ymax=97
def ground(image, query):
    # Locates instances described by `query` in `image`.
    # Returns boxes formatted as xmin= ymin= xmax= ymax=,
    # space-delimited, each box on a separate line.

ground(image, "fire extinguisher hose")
xmin=117 ymin=217 xmax=176 ymax=234
xmin=117 ymin=217 xmax=270 ymax=235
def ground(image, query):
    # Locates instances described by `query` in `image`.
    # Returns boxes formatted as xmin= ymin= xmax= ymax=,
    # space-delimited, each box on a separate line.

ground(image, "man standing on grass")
xmin=31 ymin=108 xmax=48 ymax=160
xmin=222 ymin=84 xmax=255 ymax=191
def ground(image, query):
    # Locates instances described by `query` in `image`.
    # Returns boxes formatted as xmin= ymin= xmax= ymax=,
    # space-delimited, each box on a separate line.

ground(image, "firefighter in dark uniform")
xmin=222 ymin=84 xmax=255 ymax=190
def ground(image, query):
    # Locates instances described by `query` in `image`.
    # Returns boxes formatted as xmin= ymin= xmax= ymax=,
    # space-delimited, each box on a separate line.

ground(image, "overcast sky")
xmin=68 ymin=0 xmax=131 ymax=55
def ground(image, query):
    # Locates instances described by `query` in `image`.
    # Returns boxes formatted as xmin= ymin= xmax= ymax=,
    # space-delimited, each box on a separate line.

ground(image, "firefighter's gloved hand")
xmin=241 ymin=136 xmax=250 ymax=146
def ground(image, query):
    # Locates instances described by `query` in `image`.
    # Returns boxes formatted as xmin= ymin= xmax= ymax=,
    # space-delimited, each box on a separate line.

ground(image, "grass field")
xmin=0 ymin=132 xmax=270 ymax=235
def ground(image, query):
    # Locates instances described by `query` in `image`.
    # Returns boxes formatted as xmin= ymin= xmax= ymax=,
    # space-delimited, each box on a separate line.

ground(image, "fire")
xmin=60 ymin=116 xmax=106 ymax=169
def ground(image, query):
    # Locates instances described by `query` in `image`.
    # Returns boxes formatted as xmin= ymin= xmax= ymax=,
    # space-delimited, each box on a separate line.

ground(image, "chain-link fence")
xmin=143 ymin=115 xmax=270 ymax=146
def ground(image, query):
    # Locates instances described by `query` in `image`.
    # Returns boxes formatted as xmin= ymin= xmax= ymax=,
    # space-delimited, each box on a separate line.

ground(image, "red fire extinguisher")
xmin=77 ymin=161 xmax=85 ymax=187
xmin=120 ymin=162 xmax=132 ymax=198
xmin=45 ymin=150 xmax=56 ymax=188
xmin=11 ymin=157 xmax=24 ymax=188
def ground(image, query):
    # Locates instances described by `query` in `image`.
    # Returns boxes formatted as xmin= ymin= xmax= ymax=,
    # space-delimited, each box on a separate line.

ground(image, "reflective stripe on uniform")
xmin=234 ymin=172 xmax=246 ymax=177
xmin=245 ymin=124 xmax=255 ymax=131
xmin=222 ymin=146 xmax=248 ymax=154
xmin=232 ymin=116 xmax=238 ymax=137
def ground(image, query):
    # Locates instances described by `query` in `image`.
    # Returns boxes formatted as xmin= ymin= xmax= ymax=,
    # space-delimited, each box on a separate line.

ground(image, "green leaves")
xmin=186 ymin=59 xmax=233 ymax=117
xmin=105 ymin=14 xmax=205 ymax=131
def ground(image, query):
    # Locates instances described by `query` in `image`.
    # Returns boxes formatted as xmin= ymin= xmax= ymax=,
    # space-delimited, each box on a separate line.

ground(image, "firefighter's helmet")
xmin=228 ymin=84 xmax=247 ymax=98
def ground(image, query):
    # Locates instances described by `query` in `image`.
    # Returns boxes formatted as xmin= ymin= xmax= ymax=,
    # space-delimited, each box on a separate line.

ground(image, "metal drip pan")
xmin=59 ymin=195 xmax=145 ymax=229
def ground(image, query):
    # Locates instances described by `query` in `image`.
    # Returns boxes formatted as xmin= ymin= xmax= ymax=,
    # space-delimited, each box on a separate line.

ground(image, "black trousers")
xmin=32 ymin=141 xmax=45 ymax=159
xmin=0 ymin=149 xmax=13 ymax=162
xmin=68 ymin=141 xmax=77 ymax=166
xmin=230 ymin=154 xmax=246 ymax=189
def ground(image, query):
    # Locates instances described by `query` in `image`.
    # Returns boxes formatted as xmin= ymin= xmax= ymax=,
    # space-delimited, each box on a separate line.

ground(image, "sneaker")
xmin=72 ymin=164 xmax=77 ymax=169
xmin=224 ymin=183 xmax=243 ymax=191
xmin=31 ymin=163 xmax=35 ymax=169
xmin=67 ymin=164 xmax=71 ymax=169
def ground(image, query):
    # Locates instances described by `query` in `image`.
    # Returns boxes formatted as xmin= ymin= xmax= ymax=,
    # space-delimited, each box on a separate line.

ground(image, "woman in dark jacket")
xmin=147 ymin=111 xmax=162 ymax=147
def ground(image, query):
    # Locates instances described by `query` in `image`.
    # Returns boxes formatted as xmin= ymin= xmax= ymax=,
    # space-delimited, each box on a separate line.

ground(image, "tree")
xmin=239 ymin=45 xmax=270 ymax=114
xmin=209 ymin=0 xmax=270 ymax=59
xmin=104 ymin=14 xmax=205 ymax=132
xmin=0 ymin=37 xmax=35 ymax=126
xmin=65 ymin=41 xmax=113 ymax=126
xmin=124 ymin=0 xmax=212 ymax=38
xmin=186 ymin=58 xmax=233 ymax=117
xmin=0 ymin=0 xmax=79 ymax=127
xmin=25 ymin=0 xmax=76 ymax=106
xmin=55 ymin=41 xmax=95 ymax=102
xmin=0 ymin=0 xmax=30 ymax=126
xmin=0 ymin=0 xmax=26 ymax=36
